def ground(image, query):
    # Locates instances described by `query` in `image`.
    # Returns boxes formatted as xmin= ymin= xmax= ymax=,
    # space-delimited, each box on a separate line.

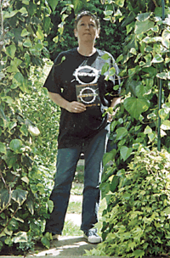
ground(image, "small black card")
xmin=76 ymin=83 xmax=100 ymax=107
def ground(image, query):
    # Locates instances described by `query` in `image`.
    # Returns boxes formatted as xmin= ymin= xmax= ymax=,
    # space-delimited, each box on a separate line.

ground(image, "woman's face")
xmin=74 ymin=16 xmax=100 ymax=44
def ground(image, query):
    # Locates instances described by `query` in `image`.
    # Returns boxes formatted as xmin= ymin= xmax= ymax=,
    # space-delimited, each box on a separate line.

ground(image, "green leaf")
xmin=110 ymin=175 xmax=119 ymax=192
xmin=103 ymin=149 xmax=116 ymax=167
xmin=101 ymin=63 xmax=110 ymax=75
xmin=122 ymin=192 xmax=131 ymax=200
xmin=120 ymin=146 xmax=132 ymax=161
xmin=115 ymin=0 xmax=125 ymax=7
xmin=136 ymin=12 xmax=152 ymax=22
xmin=6 ymin=44 xmax=16 ymax=59
xmin=104 ymin=10 xmax=113 ymax=16
xmin=43 ymin=17 xmax=51 ymax=33
xmin=101 ymin=53 xmax=110 ymax=60
xmin=13 ymin=232 xmax=28 ymax=243
xmin=22 ymin=0 xmax=29 ymax=4
xmin=0 ymin=142 xmax=6 ymax=154
xmin=41 ymin=233 xmax=50 ymax=249
xmin=30 ymin=44 xmax=43 ymax=55
xmin=159 ymin=108 xmax=169 ymax=120
xmin=110 ymin=120 xmax=117 ymax=132
xmin=23 ymin=38 xmax=32 ymax=48
xmin=2 ymin=150 xmax=19 ymax=169
xmin=47 ymin=200 xmax=54 ymax=213
xmin=163 ymin=207 xmax=170 ymax=215
xmin=24 ymin=52 xmax=31 ymax=67
xmin=36 ymin=26 xmax=44 ymax=40
xmin=156 ymin=72 xmax=168 ymax=80
xmin=132 ymin=249 xmax=145 ymax=258
xmin=27 ymin=2 xmax=37 ymax=16
xmin=20 ymin=124 xmax=28 ymax=136
xmin=152 ymin=54 xmax=164 ymax=63
xmin=26 ymin=200 xmax=34 ymax=215
xmin=0 ymin=189 xmax=10 ymax=208
xmin=162 ymin=29 xmax=170 ymax=49
xmin=116 ymin=54 xmax=123 ymax=63
xmin=135 ymin=20 xmax=154 ymax=34
xmin=13 ymin=72 xmax=24 ymax=85
xmin=19 ymin=7 xmax=28 ymax=15
xmin=0 ymin=72 xmax=5 ymax=80
xmin=124 ymin=97 xmax=150 ymax=120
xmin=9 ymin=139 xmax=23 ymax=153
xmin=109 ymin=67 xmax=116 ymax=76
xmin=12 ymin=189 xmax=28 ymax=206
xmin=48 ymin=0 xmax=58 ymax=11
xmin=28 ymin=124 xmax=40 ymax=136
xmin=136 ymin=84 xmax=151 ymax=99
xmin=0 ymin=106 xmax=7 ymax=123
xmin=142 ymin=36 xmax=162 ymax=44
xmin=3 ymin=10 xmax=18 ymax=19
xmin=21 ymin=29 xmax=30 ymax=37
xmin=21 ymin=176 xmax=29 ymax=184
xmin=161 ymin=120 xmax=170 ymax=130
xmin=72 ymin=0 xmax=87 ymax=14
xmin=144 ymin=126 xmax=152 ymax=134
xmin=116 ymin=127 xmax=128 ymax=140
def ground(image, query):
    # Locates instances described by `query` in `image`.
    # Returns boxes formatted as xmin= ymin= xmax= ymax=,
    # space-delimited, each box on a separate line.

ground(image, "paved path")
xmin=2 ymin=236 xmax=117 ymax=258
xmin=28 ymin=236 xmax=104 ymax=257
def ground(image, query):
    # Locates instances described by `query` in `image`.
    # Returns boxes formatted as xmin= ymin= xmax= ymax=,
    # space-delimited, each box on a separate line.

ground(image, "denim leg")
xmin=81 ymin=125 xmax=110 ymax=232
xmin=45 ymin=147 xmax=81 ymax=235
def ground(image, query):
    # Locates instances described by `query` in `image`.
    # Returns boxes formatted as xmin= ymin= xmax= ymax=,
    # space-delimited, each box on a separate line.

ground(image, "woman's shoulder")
xmin=54 ymin=48 xmax=77 ymax=63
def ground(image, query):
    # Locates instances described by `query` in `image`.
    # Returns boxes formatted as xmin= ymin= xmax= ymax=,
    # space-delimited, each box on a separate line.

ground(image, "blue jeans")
xmin=45 ymin=125 xmax=110 ymax=235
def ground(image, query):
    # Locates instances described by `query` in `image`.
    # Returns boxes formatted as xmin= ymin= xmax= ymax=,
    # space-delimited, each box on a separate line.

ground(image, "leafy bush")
xmin=20 ymin=62 xmax=60 ymax=168
xmin=98 ymin=147 xmax=170 ymax=258
xmin=0 ymin=0 xmax=55 ymax=253
xmin=46 ymin=0 xmax=126 ymax=60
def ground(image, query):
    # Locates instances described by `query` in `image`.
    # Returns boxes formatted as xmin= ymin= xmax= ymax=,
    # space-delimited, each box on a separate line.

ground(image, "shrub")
xmin=99 ymin=147 xmax=170 ymax=258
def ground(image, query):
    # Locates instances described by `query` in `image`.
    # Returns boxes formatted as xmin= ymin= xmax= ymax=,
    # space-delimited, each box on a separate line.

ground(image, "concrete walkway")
xmin=28 ymin=236 xmax=109 ymax=257
xmin=2 ymin=236 xmax=117 ymax=258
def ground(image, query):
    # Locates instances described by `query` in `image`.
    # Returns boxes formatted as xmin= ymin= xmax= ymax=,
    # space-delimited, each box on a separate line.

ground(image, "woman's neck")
xmin=77 ymin=45 xmax=96 ymax=57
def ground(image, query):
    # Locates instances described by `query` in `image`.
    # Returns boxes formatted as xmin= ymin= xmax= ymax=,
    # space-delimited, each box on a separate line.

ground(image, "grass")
xmin=67 ymin=201 xmax=82 ymax=214
xmin=63 ymin=221 xmax=82 ymax=236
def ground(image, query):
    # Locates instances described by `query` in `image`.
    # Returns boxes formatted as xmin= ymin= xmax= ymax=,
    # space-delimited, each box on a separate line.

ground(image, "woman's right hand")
xmin=66 ymin=101 xmax=86 ymax=113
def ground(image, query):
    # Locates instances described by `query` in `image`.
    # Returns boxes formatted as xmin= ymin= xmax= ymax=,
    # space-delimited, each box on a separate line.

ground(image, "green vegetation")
xmin=0 ymin=0 xmax=170 ymax=257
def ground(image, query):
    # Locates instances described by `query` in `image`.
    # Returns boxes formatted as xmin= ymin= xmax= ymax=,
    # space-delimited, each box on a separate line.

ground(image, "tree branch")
xmin=0 ymin=169 xmax=12 ymax=214
xmin=0 ymin=0 xmax=4 ymax=54
xmin=152 ymin=0 xmax=158 ymax=7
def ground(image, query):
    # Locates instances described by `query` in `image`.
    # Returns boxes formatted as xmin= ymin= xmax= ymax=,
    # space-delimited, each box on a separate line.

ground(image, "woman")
xmin=44 ymin=10 xmax=121 ymax=244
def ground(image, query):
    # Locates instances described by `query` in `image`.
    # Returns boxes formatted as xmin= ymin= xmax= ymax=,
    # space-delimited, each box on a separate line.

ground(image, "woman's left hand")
xmin=107 ymin=112 xmax=115 ymax=122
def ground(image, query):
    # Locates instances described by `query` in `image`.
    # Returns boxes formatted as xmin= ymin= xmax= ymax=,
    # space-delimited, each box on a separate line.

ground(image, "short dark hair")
xmin=74 ymin=10 xmax=100 ymax=30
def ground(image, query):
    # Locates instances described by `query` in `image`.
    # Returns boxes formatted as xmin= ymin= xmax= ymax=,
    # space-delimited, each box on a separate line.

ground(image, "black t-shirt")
xmin=44 ymin=48 xmax=120 ymax=149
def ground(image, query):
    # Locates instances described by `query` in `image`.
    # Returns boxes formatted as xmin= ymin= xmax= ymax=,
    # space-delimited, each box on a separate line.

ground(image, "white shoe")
xmin=84 ymin=229 xmax=102 ymax=244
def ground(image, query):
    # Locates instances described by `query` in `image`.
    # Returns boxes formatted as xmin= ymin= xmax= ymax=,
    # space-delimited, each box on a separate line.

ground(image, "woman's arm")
xmin=110 ymin=97 xmax=121 ymax=109
xmin=48 ymin=92 xmax=86 ymax=113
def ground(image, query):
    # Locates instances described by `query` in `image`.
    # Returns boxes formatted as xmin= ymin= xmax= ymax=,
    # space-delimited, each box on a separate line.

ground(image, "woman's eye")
xmin=90 ymin=24 xmax=95 ymax=27
xmin=80 ymin=23 xmax=85 ymax=26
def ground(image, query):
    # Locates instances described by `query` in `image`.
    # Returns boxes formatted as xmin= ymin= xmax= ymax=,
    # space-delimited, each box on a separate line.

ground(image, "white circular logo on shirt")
xmin=74 ymin=65 xmax=99 ymax=84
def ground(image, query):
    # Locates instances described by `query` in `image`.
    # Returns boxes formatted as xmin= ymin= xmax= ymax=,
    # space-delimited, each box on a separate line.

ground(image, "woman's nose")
xmin=85 ymin=24 xmax=90 ymax=29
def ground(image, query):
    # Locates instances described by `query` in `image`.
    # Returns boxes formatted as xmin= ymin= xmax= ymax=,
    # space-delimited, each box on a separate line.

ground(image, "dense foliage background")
xmin=0 ymin=0 xmax=170 ymax=257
